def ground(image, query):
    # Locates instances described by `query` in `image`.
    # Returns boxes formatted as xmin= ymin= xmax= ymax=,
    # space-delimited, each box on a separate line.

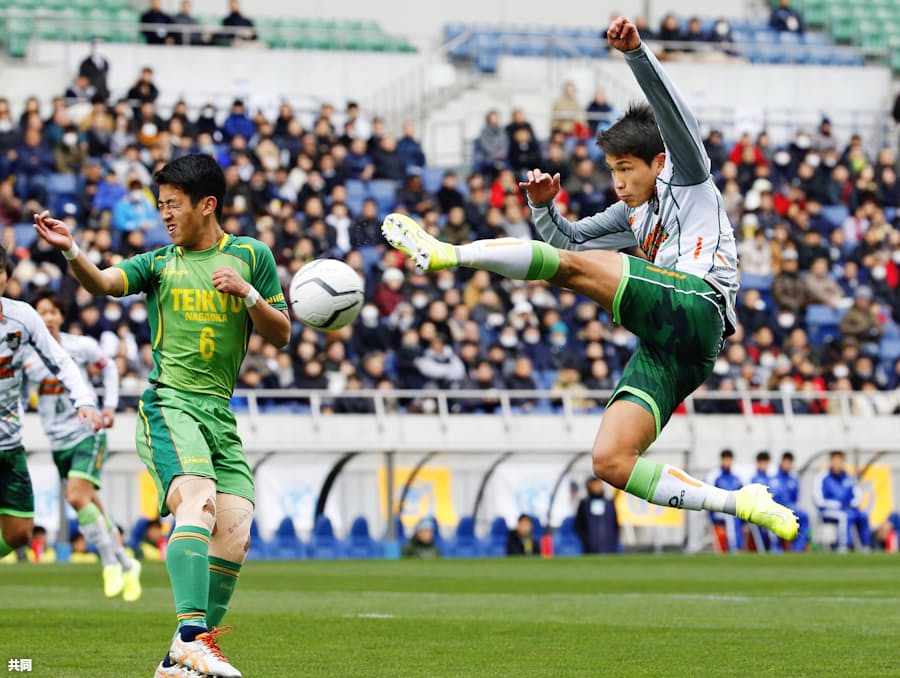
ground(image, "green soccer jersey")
xmin=116 ymin=233 xmax=287 ymax=399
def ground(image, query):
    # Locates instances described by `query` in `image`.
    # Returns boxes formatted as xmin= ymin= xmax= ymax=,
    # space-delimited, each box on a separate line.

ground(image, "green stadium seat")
xmin=6 ymin=17 xmax=31 ymax=58
xmin=110 ymin=9 xmax=139 ymax=43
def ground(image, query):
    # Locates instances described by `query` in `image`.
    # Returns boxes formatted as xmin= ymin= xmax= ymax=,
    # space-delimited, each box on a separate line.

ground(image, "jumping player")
xmin=381 ymin=17 xmax=798 ymax=542
xmin=34 ymin=154 xmax=290 ymax=678
xmin=25 ymin=288 xmax=142 ymax=601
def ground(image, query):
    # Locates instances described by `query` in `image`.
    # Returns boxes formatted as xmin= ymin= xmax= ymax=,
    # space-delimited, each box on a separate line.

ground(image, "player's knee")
xmin=209 ymin=494 xmax=253 ymax=563
xmin=591 ymin=446 xmax=639 ymax=487
xmin=167 ymin=476 xmax=217 ymax=532
xmin=4 ymin=524 xmax=32 ymax=548
xmin=64 ymin=483 xmax=91 ymax=510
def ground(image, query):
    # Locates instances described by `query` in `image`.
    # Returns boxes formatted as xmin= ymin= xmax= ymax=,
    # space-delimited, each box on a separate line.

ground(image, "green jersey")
xmin=116 ymin=233 xmax=287 ymax=399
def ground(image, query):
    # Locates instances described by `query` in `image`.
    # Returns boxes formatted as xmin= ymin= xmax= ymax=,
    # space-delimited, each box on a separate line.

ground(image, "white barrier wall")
xmin=24 ymin=412 xmax=900 ymax=546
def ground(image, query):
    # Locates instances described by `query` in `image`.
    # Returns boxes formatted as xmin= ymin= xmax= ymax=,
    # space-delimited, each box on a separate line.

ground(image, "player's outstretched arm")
xmin=607 ymin=17 xmax=709 ymax=185
xmin=520 ymin=168 xmax=637 ymax=251
xmin=211 ymin=266 xmax=291 ymax=348
xmin=33 ymin=211 xmax=125 ymax=296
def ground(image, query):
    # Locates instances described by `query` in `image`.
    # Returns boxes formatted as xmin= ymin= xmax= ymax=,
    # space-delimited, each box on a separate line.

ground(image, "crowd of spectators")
xmin=139 ymin=0 xmax=256 ymax=47
xmin=1 ymin=37 xmax=900 ymax=417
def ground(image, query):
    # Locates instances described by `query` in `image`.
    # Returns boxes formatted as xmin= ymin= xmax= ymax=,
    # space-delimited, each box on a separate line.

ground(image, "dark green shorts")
xmin=610 ymin=253 xmax=725 ymax=436
xmin=52 ymin=433 xmax=107 ymax=488
xmin=0 ymin=446 xmax=34 ymax=517
xmin=136 ymin=386 xmax=254 ymax=516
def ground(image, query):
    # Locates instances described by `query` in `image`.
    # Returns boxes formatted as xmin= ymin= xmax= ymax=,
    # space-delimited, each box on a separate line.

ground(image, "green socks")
xmin=207 ymin=556 xmax=243 ymax=628
xmin=167 ymin=525 xmax=212 ymax=629
xmin=0 ymin=533 xmax=12 ymax=558
xmin=454 ymin=238 xmax=560 ymax=280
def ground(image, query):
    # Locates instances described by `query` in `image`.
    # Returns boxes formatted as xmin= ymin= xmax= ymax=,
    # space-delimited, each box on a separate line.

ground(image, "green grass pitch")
xmin=2 ymin=554 xmax=898 ymax=677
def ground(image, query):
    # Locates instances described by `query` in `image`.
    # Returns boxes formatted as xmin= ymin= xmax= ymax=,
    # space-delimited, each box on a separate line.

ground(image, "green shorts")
xmin=0 ymin=446 xmax=34 ymax=518
xmin=136 ymin=386 xmax=254 ymax=516
xmin=52 ymin=433 xmax=107 ymax=488
xmin=610 ymin=253 xmax=726 ymax=436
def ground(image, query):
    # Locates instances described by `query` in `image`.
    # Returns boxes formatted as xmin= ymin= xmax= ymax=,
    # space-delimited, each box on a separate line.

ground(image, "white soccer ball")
xmin=289 ymin=259 xmax=365 ymax=331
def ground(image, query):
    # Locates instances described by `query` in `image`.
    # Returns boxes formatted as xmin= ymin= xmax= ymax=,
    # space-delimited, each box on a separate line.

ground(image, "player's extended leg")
xmin=66 ymin=476 xmax=124 ymax=597
xmin=207 ymin=493 xmax=252 ymax=628
xmin=91 ymin=490 xmax=142 ymax=601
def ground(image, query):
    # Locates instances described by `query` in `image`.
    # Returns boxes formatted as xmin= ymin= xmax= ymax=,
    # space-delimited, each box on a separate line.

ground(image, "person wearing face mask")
xmin=112 ymin=179 xmax=162 ymax=234
xmin=839 ymin=285 xmax=882 ymax=344
xmin=520 ymin=326 xmax=553 ymax=372
xmin=351 ymin=304 xmax=392 ymax=356
xmin=78 ymin=39 xmax=110 ymax=102
xmin=54 ymin=126 xmax=86 ymax=175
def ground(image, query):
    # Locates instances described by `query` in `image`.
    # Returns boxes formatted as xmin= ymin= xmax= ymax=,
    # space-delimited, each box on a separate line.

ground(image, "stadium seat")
xmin=880 ymin=338 xmax=900 ymax=363
xmin=740 ymin=273 xmax=774 ymax=290
xmin=805 ymin=304 xmax=843 ymax=345
xmin=247 ymin=519 xmax=271 ymax=560
xmin=367 ymin=179 xmax=397 ymax=216
xmin=270 ymin=517 xmax=306 ymax=560
xmin=345 ymin=516 xmax=381 ymax=559
xmin=820 ymin=204 xmax=849 ymax=228
xmin=309 ymin=514 xmax=344 ymax=559
xmin=553 ymin=516 xmax=584 ymax=556
xmin=422 ymin=166 xmax=445 ymax=194
xmin=447 ymin=515 xmax=482 ymax=558
xmin=484 ymin=516 xmax=509 ymax=557
xmin=13 ymin=222 xmax=37 ymax=249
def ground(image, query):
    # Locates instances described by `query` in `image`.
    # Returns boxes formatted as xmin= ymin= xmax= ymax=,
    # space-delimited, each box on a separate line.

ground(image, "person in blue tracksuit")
xmin=748 ymin=451 xmax=777 ymax=552
xmin=814 ymin=451 xmax=871 ymax=551
xmin=707 ymin=449 xmax=744 ymax=551
xmin=768 ymin=452 xmax=810 ymax=551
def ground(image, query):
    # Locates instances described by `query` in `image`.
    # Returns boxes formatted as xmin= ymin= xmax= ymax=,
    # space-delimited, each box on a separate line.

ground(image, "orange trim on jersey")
xmin=645 ymin=265 xmax=687 ymax=280
xmin=693 ymin=236 xmax=703 ymax=259
xmin=716 ymin=252 xmax=728 ymax=266
xmin=667 ymin=468 xmax=702 ymax=487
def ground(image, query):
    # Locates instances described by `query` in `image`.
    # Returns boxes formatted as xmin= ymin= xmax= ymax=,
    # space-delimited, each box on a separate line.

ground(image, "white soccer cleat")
xmin=168 ymin=627 xmax=242 ymax=678
xmin=154 ymin=657 xmax=202 ymax=677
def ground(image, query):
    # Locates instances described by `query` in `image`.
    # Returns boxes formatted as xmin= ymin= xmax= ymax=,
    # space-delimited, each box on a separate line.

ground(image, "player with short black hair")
xmin=26 ymin=287 xmax=141 ymax=601
xmin=34 ymin=152 xmax=290 ymax=678
xmin=381 ymin=17 xmax=798 ymax=542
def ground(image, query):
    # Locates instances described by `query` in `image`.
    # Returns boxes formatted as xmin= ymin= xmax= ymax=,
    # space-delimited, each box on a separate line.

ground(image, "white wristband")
xmin=244 ymin=286 xmax=261 ymax=308
xmin=62 ymin=242 xmax=80 ymax=261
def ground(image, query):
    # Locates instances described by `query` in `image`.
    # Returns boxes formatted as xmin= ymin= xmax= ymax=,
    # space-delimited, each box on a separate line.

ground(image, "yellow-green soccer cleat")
xmin=735 ymin=483 xmax=799 ymax=541
xmin=123 ymin=559 xmax=142 ymax=602
xmin=381 ymin=212 xmax=458 ymax=272
xmin=103 ymin=563 xmax=124 ymax=598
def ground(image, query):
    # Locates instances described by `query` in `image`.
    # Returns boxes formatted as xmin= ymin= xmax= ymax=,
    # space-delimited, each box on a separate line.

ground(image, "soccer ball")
xmin=289 ymin=259 xmax=364 ymax=331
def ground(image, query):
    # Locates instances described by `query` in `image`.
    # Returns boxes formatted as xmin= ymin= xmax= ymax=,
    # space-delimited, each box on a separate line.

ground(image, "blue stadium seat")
xmin=345 ymin=516 xmax=380 ymax=559
xmin=553 ymin=516 xmax=584 ymax=556
xmin=447 ymin=515 xmax=482 ymax=558
xmin=880 ymin=338 xmax=900 ymax=363
xmin=247 ymin=519 xmax=271 ymax=560
xmin=528 ymin=515 xmax=544 ymax=542
xmin=802 ymin=32 xmax=829 ymax=45
xmin=13 ymin=222 xmax=36 ymax=249
xmin=344 ymin=179 xmax=367 ymax=215
xmin=820 ymin=204 xmax=849 ymax=228
xmin=367 ymin=179 xmax=397 ymax=217
xmin=422 ymin=166 xmax=445 ymax=194
xmin=884 ymin=206 xmax=897 ymax=223
xmin=270 ymin=517 xmax=305 ymax=560
xmin=740 ymin=273 xmax=773 ymax=290
xmin=309 ymin=514 xmax=344 ymax=559
xmin=46 ymin=172 xmax=78 ymax=199
xmin=483 ymin=516 xmax=509 ymax=557
xmin=805 ymin=304 xmax=843 ymax=345
xmin=778 ymin=31 xmax=802 ymax=45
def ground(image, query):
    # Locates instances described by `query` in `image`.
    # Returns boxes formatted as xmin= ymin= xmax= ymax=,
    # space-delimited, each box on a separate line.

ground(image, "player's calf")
xmin=0 ymin=516 xmax=32 ymax=550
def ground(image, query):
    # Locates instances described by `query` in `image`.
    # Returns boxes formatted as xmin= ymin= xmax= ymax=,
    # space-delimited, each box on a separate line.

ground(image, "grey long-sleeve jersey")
xmin=531 ymin=42 xmax=738 ymax=335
